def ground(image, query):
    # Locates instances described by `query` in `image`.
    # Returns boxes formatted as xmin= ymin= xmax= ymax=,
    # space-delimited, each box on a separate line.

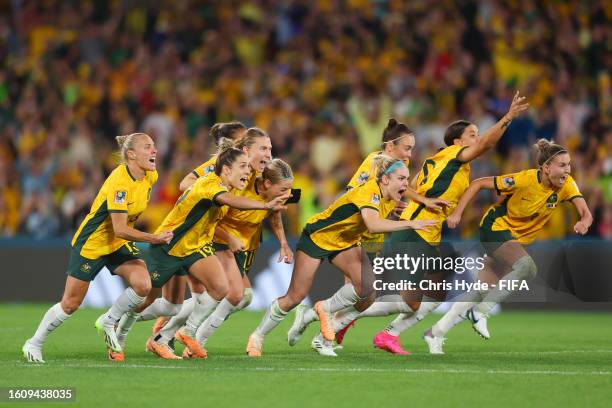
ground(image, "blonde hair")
xmin=262 ymin=158 xmax=293 ymax=184
xmin=372 ymin=154 xmax=405 ymax=182
xmin=214 ymin=137 xmax=247 ymax=176
xmin=234 ymin=127 xmax=268 ymax=150
xmin=115 ymin=133 xmax=148 ymax=162
xmin=534 ymin=139 xmax=568 ymax=166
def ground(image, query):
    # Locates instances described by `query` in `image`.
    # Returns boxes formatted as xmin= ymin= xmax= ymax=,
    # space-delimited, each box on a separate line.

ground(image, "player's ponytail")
xmin=235 ymin=127 xmax=269 ymax=150
xmin=262 ymin=158 xmax=293 ymax=184
xmin=373 ymin=154 xmax=405 ymax=183
xmin=534 ymin=139 xmax=567 ymax=167
xmin=381 ymin=118 xmax=413 ymax=149
xmin=443 ymin=120 xmax=472 ymax=146
xmin=214 ymin=137 xmax=246 ymax=176
xmin=210 ymin=121 xmax=247 ymax=145
xmin=115 ymin=132 xmax=148 ymax=162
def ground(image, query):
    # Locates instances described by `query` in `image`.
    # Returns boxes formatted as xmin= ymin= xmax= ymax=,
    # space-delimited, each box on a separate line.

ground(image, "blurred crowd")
xmin=0 ymin=0 xmax=610 ymax=241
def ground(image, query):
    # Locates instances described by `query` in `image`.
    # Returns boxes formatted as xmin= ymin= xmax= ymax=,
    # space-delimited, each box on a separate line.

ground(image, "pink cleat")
xmin=373 ymin=331 xmax=411 ymax=355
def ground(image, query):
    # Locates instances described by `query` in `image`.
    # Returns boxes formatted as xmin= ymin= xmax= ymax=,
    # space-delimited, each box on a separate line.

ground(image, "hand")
xmin=265 ymin=192 xmax=291 ymax=211
xmin=392 ymin=200 xmax=408 ymax=218
xmin=278 ymin=243 xmax=294 ymax=264
xmin=573 ymin=220 xmax=589 ymax=235
xmin=446 ymin=212 xmax=461 ymax=229
xmin=408 ymin=219 xmax=438 ymax=231
xmin=153 ymin=231 xmax=173 ymax=244
xmin=505 ymin=91 xmax=529 ymax=121
xmin=228 ymin=235 xmax=245 ymax=252
xmin=423 ymin=197 xmax=451 ymax=211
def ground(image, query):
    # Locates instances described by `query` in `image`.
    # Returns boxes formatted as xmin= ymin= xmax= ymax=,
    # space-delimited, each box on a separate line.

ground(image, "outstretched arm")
xmin=110 ymin=213 xmax=173 ymax=244
xmin=215 ymin=191 xmax=289 ymax=211
xmin=179 ymin=172 xmax=199 ymax=192
xmin=269 ymin=211 xmax=293 ymax=263
xmin=570 ymin=197 xmax=592 ymax=235
xmin=447 ymin=177 xmax=495 ymax=229
xmin=361 ymin=208 xmax=437 ymax=234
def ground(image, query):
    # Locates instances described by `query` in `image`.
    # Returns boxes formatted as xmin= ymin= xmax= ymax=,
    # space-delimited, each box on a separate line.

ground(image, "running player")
xmin=322 ymin=92 xmax=530 ymax=355
xmin=22 ymin=133 xmax=173 ymax=363
xmin=245 ymin=156 xmax=437 ymax=357
xmin=132 ymin=139 xmax=289 ymax=359
xmin=423 ymin=139 xmax=592 ymax=353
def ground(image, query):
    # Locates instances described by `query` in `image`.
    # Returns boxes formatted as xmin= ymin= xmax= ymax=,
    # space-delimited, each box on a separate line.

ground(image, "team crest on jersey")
xmin=357 ymin=172 xmax=369 ymax=184
xmin=545 ymin=193 xmax=558 ymax=209
xmin=371 ymin=194 xmax=381 ymax=205
xmin=80 ymin=263 xmax=92 ymax=273
xmin=501 ymin=177 xmax=515 ymax=188
xmin=150 ymin=272 xmax=160 ymax=281
xmin=114 ymin=190 xmax=127 ymax=204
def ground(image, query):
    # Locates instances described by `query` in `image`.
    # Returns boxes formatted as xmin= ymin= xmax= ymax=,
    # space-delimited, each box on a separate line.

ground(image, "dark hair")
xmin=534 ymin=139 xmax=568 ymax=166
xmin=210 ymin=122 xmax=247 ymax=145
xmin=235 ymin=127 xmax=268 ymax=150
xmin=214 ymin=138 xmax=247 ymax=176
xmin=382 ymin=119 xmax=413 ymax=149
xmin=443 ymin=120 xmax=473 ymax=146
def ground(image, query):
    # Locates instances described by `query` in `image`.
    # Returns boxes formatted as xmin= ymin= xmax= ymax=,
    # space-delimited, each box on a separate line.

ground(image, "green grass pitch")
xmin=1 ymin=304 xmax=611 ymax=407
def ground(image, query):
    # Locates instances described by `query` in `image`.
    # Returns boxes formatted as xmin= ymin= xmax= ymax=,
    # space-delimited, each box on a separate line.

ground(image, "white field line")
xmin=13 ymin=362 xmax=612 ymax=376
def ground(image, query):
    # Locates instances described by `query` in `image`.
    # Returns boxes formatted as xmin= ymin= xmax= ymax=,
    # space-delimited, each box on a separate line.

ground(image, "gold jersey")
xmin=192 ymin=156 xmax=217 ymax=178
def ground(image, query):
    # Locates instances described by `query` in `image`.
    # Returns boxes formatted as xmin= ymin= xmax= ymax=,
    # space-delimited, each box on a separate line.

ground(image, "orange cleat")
xmin=152 ymin=316 xmax=168 ymax=335
xmin=145 ymin=337 xmax=181 ymax=360
xmin=175 ymin=328 xmax=207 ymax=359
xmin=314 ymin=301 xmax=335 ymax=342
xmin=246 ymin=333 xmax=263 ymax=357
xmin=108 ymin=349 xmax=125 ymax=362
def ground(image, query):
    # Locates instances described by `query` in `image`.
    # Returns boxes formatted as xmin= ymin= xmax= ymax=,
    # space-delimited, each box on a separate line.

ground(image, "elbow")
xmin=114 ymin=228 xmax=128 ymax=240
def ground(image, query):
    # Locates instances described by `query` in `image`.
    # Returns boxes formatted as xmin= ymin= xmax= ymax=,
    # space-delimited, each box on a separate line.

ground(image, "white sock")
xmin=332 ymin=306 xmax=361 ymax=332
xmin=102 ymin=287 xmax=145 ymax=327
xmin=116 ymin=311 xmax=139 ymax=338
xmin=228 ymin=288 xmax=254 ymax=317
xmin=323 ymin=284 xmax=359 ymax=313
xmin=431 ymin=299 xmax=479 ymax=338
xmin=137 ymin=298 xmax=182 ymax=321
xmin=358 ymin=300 xmax=412 ymax=318
xmin=156 ymin=297 xmax=196 ymax=344
xmin=184 ymin=292 xmax=219 ymax=337
xmin=385 ymin=296 xmax=440 ymax=336
xmin=196 ymin=298 xmax=234 ymax=344
xmin=254 ymin=299 xmax=288 ymax=336
xmin=304 ymin=307 xmax=319 ymax=324
xmin=29 ymin=303 xmax=71 ymax=348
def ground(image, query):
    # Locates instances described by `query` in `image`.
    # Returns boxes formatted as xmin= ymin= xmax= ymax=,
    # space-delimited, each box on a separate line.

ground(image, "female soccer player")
xmin=344 ymin=91 xmax=530 ymax=355
xmin=422 ymin=139 xmax=592 ymax=354
xmin=245 ymin=156 xmax=437 ymax=357
xmin=22 ymin=133 xmax=173 ymax=363
xmin=137 ymin=139 xmax=288 ymax=360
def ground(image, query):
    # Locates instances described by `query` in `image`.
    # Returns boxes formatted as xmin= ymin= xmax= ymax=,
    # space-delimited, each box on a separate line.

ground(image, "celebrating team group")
xmin=22 ymin=91 xmax=592 ymax=362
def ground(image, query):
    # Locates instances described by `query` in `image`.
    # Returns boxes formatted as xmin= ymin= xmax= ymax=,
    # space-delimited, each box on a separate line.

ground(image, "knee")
xmin=515 ymin=256 xmax=537 ymax=281
xmin=60 ymin=297 xmax=82 ymax=315
xmin=226 ymin=288 xmax=244 ymax=306
xmin=131 ymin=280 xmax=152 ymax=297
xmin=209 ymin=282 xmax=229 ymax=301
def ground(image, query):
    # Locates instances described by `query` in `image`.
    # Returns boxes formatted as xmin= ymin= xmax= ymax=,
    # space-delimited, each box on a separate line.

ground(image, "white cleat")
xmin=95 ymin=314 xmax=123 ymax=353
xmin=423 ymin=329 xmax=445 ymax=355
xmin=288 ymin=305 xmax=310 ymax=346
xmin=22 ymin=340 xmax=45 ymax=363
xmin=311 ymin=333 xmax=337 ymax=357
xmin=465 ymin=309 xmax=490 ymax=340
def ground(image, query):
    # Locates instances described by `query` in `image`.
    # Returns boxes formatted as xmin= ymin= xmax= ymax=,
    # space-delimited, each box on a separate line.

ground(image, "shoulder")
xmin=146 ymin=170 xmax=159 ymax=185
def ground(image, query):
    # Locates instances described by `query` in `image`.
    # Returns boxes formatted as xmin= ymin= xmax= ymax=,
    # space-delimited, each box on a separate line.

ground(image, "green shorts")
xmin=296 ymin=232 xmax=356 ymax=262
xmin=67 ymin=242 xmax=142 ymax=282
xmin=147 ymin=243 xmax=215 ymax=288
xmin=212 ymin=243 xmax=257 ymax=276
xmin=385 ymin=228 xmax=442 ymax=281
xmin=479 ymin=220 xmax=514 ymax=255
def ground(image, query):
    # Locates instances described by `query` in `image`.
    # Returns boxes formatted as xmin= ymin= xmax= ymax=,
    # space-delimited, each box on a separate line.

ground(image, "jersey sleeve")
xmin=209 ymin=180 xmax=230 ymax=203
xmin=106 ymin=174 xmax=130 ymax=213
xmin=560 ymin=176 xmax=583 ymax=202
xmin=193 ymin=156 xmax=217 ymax=178
xmin=350 ymin=183 xmax=381 ymax=212
xmin=347 ymin=153 xmax=376 ymax=189
xmin=493 ymin=171 xmax=529 ymax=196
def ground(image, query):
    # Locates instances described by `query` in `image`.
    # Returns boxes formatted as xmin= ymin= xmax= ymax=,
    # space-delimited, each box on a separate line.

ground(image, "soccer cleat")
xmin=373 ymin=331 xmax=411 ymax=355
xmin=246 ymin=332 xmax=263 ymax=357
xmin=287 ymin=304 xmax=310 ymax=346
xmin=335 ymin=319 xmax=356 ymax=345
xmin=465 ymin=309 xmax=490 ymax=340
xmin=145 ymin=337 xmax=181 ymax=360
xmin=423 ymin=329 xmax=445 ymax=355
xmin=175 ymin=328 xmax=207 ymax=359
xmin=314 ymin=301 xmax=335 ymax=342
xmin=107 ymin=349 xmax=125 ymax=362
xmin=95 ymin=314 xmax=123 ymax=353
xmin=152 ymin=316 xmax=168 ymax=335
xmin=310 ymin=333 xmax=337 ymax=357
xmin=22 ymin=340 xmax=45 ymax=363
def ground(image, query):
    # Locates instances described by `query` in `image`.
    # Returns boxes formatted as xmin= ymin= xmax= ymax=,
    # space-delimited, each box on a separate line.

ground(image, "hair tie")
xmin=384 ymin=161 xmax=406 ymax=175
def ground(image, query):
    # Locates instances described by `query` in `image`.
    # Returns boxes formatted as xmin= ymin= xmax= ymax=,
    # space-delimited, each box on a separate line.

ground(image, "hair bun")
xmin=387 ymin=118 xmax=398 ymax=128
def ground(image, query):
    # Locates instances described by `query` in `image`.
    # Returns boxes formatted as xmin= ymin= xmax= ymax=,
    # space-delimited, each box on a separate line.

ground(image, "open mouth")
xmin=239 ymin=176 xmax=247 ymax=183
xmin=149 ymin=157 xmax=156 ymax=165
xmin=398 ymin=188 xmax=406 ymax=196
xmin=559 ymin=175 xmax=567 ymax=183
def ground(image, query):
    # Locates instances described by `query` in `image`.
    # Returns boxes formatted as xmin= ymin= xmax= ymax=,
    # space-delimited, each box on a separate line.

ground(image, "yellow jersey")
xmin=347 ymin=151 xmax=409 ymax=246
xmin=400 ymin=145 xmax=470 ymax=243
xmin=156 ymin=173 xmax=229 ymax=257
xmin=304 ymin=178 xmax=396 ymax=251
xmin=480 ymin=169 xmax=583 ymax=244
xmin=214 ymin=171 xmax=269 ymax=251
xmin=72 ymin=165 xmax=157 ymax=259
xmin=192 ymin=156 xmax=217 ymax=178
